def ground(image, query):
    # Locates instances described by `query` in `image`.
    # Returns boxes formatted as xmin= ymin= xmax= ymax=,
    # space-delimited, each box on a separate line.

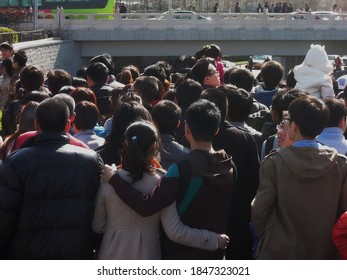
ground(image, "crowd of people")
xmin=0 ymin=40 xmax=346 ymax=260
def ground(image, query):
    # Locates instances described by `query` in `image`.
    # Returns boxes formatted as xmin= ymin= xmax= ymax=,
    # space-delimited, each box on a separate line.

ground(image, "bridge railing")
xmin=34 ymin=12 xmax=347 ymax=31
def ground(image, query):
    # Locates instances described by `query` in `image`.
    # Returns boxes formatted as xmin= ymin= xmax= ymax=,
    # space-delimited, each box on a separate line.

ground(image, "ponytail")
xmin=121 ymin=121 xmax=158 ymax=183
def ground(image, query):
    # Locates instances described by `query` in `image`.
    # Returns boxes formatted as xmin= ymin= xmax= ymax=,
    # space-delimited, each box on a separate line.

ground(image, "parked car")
xmin=155 ymin=9 xmax=211 ymax=21
xmin=340 ymin=55 xmax=347 ymax=66
xmin=311 ymin=11 xmax=340 ymax=20
xmin=290 ymin=11 xmax=339 ymax=20
xmin=290 ymin=11 xmax=308 ymax=20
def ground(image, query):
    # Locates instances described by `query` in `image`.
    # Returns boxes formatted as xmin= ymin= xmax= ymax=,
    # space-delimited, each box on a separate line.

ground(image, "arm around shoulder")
xmin=161 ymin=202 xmax=229 ymax=251
xmin=108 ymin=167 xmax=179 ymax=217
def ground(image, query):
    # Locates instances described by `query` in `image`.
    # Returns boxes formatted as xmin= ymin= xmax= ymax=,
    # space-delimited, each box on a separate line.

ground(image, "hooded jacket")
xmin=293 ymin=44 xmax=334 ymax=99
xmin=251 ymin=83 xmax=279 ymax=108
xmin=252 ymin=145 xmax=347 ymax=259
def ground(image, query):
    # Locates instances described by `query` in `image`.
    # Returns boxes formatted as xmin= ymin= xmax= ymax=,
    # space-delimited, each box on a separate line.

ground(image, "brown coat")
xmin=252 ymin=145 xmax=347 ymax=259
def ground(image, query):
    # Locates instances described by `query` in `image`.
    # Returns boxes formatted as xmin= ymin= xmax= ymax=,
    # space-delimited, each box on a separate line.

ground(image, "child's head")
xmin=260 ymin=61 xmax=284 ymax=89
xmin=302 ymin=44 xmax=333 ymax=74
xmin=151 ymin=100 xmax=181 ymax=135
xmin=73 ymin=101 xmax=100 ymax=131
xmin=185 ymin=99 xmax=221 ymax=143
xmin=121 ymin=121 xmax=159 ymax=183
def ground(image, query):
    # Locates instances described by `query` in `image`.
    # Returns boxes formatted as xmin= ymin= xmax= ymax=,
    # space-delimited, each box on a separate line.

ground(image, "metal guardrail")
xmin=34 ymin=12 xmax=347 ymax=31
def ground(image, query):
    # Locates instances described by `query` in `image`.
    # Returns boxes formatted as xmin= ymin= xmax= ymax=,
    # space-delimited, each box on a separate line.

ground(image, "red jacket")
xmin=15 ymin=131 xmax=89 ymax=150
xmin=333 ymin=211 xmax=347 ymax=260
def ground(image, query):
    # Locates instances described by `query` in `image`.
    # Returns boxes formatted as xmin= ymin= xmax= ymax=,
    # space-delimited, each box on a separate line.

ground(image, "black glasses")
xmin=282 ymin=116 xmax=290 ymax=122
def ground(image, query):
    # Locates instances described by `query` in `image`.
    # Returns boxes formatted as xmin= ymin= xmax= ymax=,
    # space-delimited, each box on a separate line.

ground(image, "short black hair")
xmin=201 ymin=87 xmax=228 ymax=122
xmin=13 ymin=50 xmax=28 ymax=67
xmin=46 ymin=69 xmax=72 ymax=95
xmin=0 ymin=41 xmax=13 ymax=51
xmin=260 ymin=61 xmax=284 ymax=89
xmin=191 ymin=58 xmax=215 ymax=85
xmin=90 ymin=53 xmax=114 ymax=74
xmin=185 ymin=99 xmax=221 ymax=142
xmin=74 ymin=101 xmax=100 ymax=130
xmin=133 ymin=76 xmax=162 ymax=105
xmin=227 ymin=68 xmax=255 ymax=92
xmin=271 ymin=88 xmax=309 ymax=122
xmin=175 ymin=78 xmax=202 ymax=112
xmin=36 ymin=98 xmax=69 ymax=132
xmin=72 ymin=77 xmax=88 ymax=88
xmin=224 ymin=86 xmax=253 ymax=122
xmin=323 ymin=98 xmax=347 ymax=127
xmin=151 ymin=100 xmax=181 ymax=135
xmin=70 ymin=87 xmax=96 ymax=105
xmin=289 ymin=96 xmax=329 ymax=138
xmin=143 ymin=63 xmax=168 ymax=84
xmin=86 ymin=62 xmax=109 ymax=85
xmin=20 ymin=65 xmax=45 ymax=92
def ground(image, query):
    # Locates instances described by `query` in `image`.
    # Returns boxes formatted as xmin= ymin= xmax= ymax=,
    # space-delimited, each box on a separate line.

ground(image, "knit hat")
xmin=301 ymin=44 xmax=333 ymax=74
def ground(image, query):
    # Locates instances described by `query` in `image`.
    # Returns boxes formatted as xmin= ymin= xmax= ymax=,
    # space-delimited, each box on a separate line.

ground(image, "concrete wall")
xmin=14 ymin=38 xmax=83 ymax=76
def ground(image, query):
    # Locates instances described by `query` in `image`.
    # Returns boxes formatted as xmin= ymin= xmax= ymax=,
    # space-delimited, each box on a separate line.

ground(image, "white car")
xmin=290 ymin=11 xmax=339 ymax=20
xmin=312 ymin=11 xmax=340 ymax=20
xmin=155 ymin=10 xmax=211 ymax=21
xmin=340 ymin=55 xmax=347 ymax=66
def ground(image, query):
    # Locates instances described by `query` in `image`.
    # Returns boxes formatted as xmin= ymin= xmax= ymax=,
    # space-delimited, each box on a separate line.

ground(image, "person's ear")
xmin=69 ymin=112 xmax=76 ymax=123
xmin=177 ymin=120 xmax=180 ymax=128
xmin=214 ymin=127 xmax=219 ymax=136
xmin=185 ymin=122 xmax=191 ymax=139
xmin=289 ymin=121 xmax=298 ymax=134
xmin=64 ymin=119 xmax=71 ymax=133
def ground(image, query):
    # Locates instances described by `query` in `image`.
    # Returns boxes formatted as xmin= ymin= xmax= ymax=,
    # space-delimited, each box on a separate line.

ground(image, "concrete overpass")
xmin=15 ymin=11 xmax=347 ymax=74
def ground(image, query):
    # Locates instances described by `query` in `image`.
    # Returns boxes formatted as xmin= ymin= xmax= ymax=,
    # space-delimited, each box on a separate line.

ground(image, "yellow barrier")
xmin=0 ymin=27 xmax=19 ymax=43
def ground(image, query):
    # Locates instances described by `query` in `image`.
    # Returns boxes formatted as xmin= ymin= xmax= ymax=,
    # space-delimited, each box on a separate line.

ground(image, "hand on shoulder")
xmin=102 ymin=163 xmax=117 ymax=182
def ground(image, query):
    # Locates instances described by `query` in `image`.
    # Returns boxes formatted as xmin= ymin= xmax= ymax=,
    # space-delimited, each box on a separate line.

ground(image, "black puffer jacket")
xmin=0 ymin=132 xmax=103 ymax=259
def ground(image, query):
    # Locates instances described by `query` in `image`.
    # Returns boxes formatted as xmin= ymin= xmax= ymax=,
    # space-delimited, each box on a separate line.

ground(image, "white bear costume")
xmin=293 ymin=44 xmax=335 ymax=99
